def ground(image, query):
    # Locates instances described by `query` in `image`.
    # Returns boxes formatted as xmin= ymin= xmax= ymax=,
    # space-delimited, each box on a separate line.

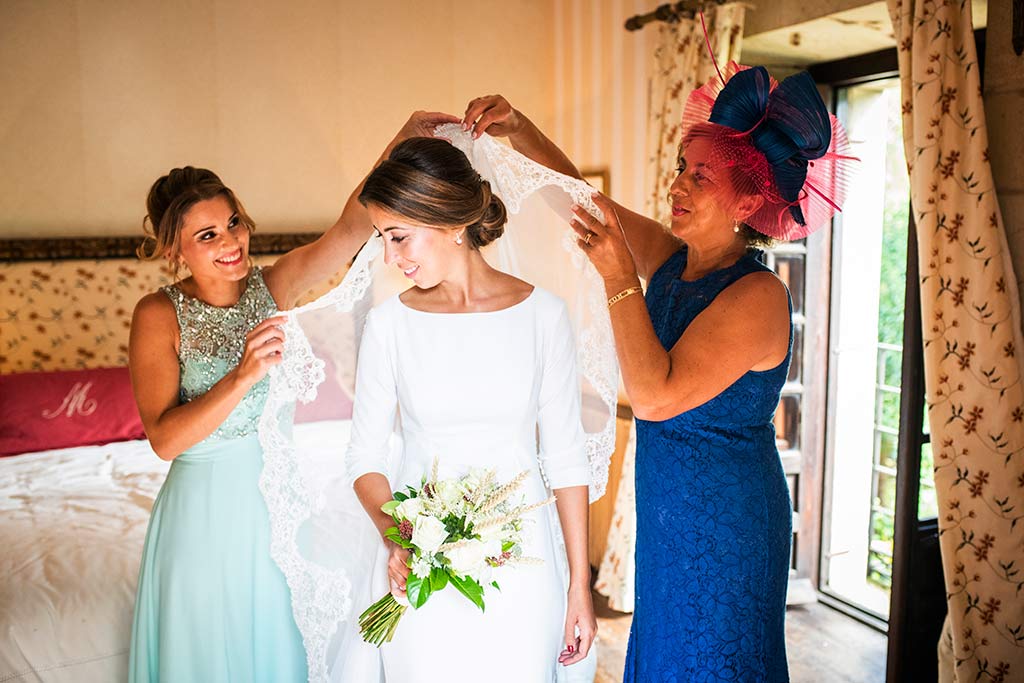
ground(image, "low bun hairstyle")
xmin=358 ymin=137 xmax=507 ymax=249
xmin=139 ymin=166 xmax=255 ymax=274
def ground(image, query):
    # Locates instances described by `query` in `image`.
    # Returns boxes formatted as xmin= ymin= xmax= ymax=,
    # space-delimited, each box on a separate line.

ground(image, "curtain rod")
xmin=623 ymin=1 xmax=726 ymax=32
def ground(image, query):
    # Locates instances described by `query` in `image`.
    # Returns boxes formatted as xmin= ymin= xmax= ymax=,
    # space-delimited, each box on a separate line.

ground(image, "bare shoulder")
xmin=721 ymin=271 xmax=789 ymax=319
xmin=132 ymin=291 xmax=176 ymax=327
xmin=130 ymin=291 xmax=179 ymax=347
xmin=716 ymin=271 xmax=791 ymax=360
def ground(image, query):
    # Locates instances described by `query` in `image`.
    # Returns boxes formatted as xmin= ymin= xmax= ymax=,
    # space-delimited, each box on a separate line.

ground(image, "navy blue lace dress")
xmin=623 ymin=247 xmax=792 ymax=683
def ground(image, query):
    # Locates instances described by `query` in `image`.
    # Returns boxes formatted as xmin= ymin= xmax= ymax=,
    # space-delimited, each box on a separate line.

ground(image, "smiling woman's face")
xmin=368 ymin=203 xmax=462 ymax=290
xmin=176 ymin=194 xmax=251 ymax=282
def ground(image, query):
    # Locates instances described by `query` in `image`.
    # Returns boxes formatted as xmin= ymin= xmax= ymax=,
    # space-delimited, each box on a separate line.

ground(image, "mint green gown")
xmin=129 ymin=268 xmax=307 ymax=682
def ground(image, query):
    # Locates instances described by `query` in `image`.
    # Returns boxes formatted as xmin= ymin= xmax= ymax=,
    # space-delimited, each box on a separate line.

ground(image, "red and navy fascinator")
xmin=680 ymin=61 xmax=857 ymax=241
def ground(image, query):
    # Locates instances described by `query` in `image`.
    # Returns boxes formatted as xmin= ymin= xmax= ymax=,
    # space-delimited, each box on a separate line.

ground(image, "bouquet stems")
xmin=358 ymin=592 xmax=408 ymax=646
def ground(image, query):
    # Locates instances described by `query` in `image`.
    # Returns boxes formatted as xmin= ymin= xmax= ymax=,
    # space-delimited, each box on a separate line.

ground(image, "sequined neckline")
xmin=170 ymin=268 xmax=261 ymax=310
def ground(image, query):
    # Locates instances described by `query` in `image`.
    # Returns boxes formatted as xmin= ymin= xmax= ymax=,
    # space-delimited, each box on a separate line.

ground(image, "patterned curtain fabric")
xmin=887 ymin=1 xmax=1024 ymax=679
xmin=596 ymin=4 xmax=746 ymax=612
xmin=643 ymin=3 xmax=745 ymax=225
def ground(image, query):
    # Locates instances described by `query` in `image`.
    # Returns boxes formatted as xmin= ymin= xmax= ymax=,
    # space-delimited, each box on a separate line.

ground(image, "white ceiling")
xmin=741 ymin=0 xmax=988 ymax=68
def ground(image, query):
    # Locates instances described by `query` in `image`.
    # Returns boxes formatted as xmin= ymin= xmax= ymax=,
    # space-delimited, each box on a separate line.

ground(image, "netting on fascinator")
xmin=679 ymin=60 xmax=858 ymax=241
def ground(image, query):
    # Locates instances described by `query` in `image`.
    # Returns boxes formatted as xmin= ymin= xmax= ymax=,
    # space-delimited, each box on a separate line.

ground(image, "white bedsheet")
xmin=0 ymin=439 xmax=168 ymax=682
xmin=0 ymin=420 xmax=351 ymax=683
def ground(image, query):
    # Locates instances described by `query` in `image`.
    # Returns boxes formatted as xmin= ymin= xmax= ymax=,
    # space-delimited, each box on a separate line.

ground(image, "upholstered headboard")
xmin=0 ymin=234 xmax=320 ymax=373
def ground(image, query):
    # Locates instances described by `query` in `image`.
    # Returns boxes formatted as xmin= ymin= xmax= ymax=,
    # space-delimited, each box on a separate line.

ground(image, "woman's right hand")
xmin=234 ymin=315 xmax=287 ymax=388
xmin=462 ymin=94 xmax=523 ymax=139
xmin=387 ymin=542 xmax=412 ymax=596
xmin=387 ymin=111 xmax=462 ymax=152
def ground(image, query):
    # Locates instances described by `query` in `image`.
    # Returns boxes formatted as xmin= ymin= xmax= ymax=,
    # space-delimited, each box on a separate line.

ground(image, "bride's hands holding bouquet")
xmin=387 ymin=543 xmax=411 ymax=596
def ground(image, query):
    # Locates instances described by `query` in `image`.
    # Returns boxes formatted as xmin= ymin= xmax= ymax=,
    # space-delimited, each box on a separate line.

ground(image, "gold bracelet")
xmin=607 ymin=285 xmax=643 ymax=308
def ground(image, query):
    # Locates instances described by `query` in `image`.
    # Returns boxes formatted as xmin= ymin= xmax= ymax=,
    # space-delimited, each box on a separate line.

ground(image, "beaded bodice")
xmin=162 ymin=267 xmax=278 ymax=442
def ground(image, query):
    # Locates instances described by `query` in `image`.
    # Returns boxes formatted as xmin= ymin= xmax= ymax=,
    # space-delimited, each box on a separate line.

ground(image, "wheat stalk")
xmin=477 ymin=469 xmax=531 ymax=515
xmin=476 ymin=496 xmax=555 ymax=532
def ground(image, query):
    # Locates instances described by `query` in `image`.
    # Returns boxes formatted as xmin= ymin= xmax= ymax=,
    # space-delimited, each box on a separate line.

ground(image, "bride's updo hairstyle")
xmin=359 ymin=137 xmax=507 ymax=249
xmin=138 ymin=166 xmax=256 ymax=274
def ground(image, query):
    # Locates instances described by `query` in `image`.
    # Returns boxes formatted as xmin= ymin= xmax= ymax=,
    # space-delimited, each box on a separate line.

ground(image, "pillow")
xmin=0 ymin=367 xmax=146 ymax=456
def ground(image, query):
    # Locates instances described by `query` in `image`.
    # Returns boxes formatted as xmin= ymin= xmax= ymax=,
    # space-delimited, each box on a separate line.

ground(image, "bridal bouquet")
xmin=358 ymin=462 xmax=554 ymax=646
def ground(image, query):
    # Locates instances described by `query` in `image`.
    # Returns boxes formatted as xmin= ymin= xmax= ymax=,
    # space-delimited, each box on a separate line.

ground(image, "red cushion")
xmin=0 ymin=367 xmax=146 ymax=456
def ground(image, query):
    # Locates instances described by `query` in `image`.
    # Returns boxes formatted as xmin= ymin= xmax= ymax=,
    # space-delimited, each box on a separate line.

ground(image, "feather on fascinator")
xmin=680 ymin=61 xmax=858 ymax=241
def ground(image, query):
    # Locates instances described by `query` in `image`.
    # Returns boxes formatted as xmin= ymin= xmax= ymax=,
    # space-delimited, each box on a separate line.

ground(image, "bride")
xmin=347 ymin=136 xmax=596 ymax=681
xmin=257 ymin=122 xmax=618 ymax=682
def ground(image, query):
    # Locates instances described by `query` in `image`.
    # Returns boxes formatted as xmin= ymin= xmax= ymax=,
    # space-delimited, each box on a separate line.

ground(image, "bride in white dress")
xmin=346 ymin=137 xmax=596 ymax=682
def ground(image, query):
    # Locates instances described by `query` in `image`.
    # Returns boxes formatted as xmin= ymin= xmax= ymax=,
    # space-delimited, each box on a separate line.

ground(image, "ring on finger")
xmin=583 ymin=231 xmax=595 ymax=245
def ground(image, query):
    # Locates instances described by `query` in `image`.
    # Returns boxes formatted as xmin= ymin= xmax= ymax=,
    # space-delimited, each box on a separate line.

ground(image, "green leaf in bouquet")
xmin=429 ymin=567 xmax=449 ymax=592
xmin=406 ymin=572 xmax=433 ymax=609
xmin=491 ymin=581 xmax=501 ymax=591
xmin=502 ymin=541 xmax=515 ymax=553
xmin=394 ymin=491 xmax=409 ymax=502
xmin=449 ymin=573 xmax=486 ymax=612
xmin=383 ymin=528 xmax=413 ymax=549
xmin=381 ymin=500 xmax=401 ymax=515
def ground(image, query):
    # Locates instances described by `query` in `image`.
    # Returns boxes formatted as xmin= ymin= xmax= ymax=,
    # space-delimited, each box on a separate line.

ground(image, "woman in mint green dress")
xmin=127 ymin=113 xmax=458 ymax=682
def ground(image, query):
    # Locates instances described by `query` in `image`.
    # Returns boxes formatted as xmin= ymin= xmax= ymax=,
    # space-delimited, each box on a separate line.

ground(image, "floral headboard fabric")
xmin=0 ymin=234 xmax=323 ymax=373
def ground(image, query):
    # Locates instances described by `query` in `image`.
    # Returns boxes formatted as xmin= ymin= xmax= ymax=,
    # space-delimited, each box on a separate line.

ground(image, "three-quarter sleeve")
xmin=536 ymin=302 xmax=591 ymax=490
xmin=345 ymin=308 xmax=398 ymax=484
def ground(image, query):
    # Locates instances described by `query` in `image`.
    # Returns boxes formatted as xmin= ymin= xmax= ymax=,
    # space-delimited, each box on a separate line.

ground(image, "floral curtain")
xmin=887 ymin=1 xmax=1024 ymax=679
xmin=596 ymin=4 xmax=746 ymax=612
xmin=643 ymin=3 xmax=746 ymax=225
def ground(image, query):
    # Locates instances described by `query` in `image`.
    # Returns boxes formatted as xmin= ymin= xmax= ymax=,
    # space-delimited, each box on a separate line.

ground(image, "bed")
xmin=0 ymin=233 xmax=337 ymax=682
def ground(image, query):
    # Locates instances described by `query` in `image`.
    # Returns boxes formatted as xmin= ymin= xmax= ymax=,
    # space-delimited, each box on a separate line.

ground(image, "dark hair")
xmin=138 ymin=166 xmax=255 ymax=273
xmin=738 ymin=222 xmax=775 ymax=249
xmin=358 ymin=137 xmax=507 ymax=249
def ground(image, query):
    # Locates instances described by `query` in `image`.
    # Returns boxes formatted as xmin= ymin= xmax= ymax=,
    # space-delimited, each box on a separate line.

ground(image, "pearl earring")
xmin=733 ymin=222 xmax=741 ymax=233
xmin=455 ymin=232 xmax=464 ymax=245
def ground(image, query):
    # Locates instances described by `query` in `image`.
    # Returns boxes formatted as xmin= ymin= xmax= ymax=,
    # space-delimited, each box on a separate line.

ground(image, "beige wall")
xmin=552 ymin=0 xmax=655 ymax=215
xmin=0 ymin=0 xmax=559 ymax=238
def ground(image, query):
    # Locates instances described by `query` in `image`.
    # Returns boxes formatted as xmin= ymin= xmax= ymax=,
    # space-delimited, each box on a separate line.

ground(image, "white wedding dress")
xmin=347 ymin=288 xmax=590 ymax=682
xmin=257 ymin=125 xmax=618 ymax=682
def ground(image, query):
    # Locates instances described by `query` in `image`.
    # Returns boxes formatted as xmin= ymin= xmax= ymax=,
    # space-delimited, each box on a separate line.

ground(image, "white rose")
xmin=446 ymin=538 xmax=502 ymax=580
xmin=396 ymin=497 xmax=424 ymax=521
xmin=435 ymin=480 xmax=465 ymax=510
xmin=411 ymin=514 xmax=448 ymax=554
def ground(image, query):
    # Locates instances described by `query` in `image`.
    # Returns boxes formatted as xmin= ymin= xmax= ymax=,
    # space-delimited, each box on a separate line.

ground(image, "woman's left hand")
xmin=558 ymin=584 xmax=597 ymax=666
xmin=570 ymin=193 xmax=639 ymax=284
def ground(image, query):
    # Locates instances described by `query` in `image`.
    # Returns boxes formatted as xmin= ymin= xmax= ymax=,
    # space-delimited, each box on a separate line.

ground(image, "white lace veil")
xmin=257 ymin=125 xmax=618 ymax=682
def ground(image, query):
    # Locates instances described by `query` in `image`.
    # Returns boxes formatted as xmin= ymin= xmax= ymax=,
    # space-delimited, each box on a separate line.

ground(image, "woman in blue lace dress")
xmin=463 ymin=62 xmax=852 ymax=682
xmin=127 ymin=113 xmax=457 ymax=682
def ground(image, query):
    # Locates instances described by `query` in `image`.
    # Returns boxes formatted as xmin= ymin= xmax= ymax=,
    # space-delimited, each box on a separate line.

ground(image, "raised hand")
xmin=235 ymin=315 xmax=287 ymax=388
xmin=462 ymin=94 xmax=523 ymax=139
xmin=570 ymin=193 xmax=640 ymax=285
xmin=391 ymin=110 xmax=462 ymax=148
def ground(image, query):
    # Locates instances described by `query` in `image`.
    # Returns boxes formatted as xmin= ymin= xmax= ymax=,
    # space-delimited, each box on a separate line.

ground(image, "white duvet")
xmin=0 ymin=439 xmax=168 ymax=682
xmin=0 ymin=418 xmax=353 ymax=683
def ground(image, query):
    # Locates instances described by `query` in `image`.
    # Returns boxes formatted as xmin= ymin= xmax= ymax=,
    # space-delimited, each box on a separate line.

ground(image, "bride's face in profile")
xmin=368 ymin=204 xmax=463 ymax=289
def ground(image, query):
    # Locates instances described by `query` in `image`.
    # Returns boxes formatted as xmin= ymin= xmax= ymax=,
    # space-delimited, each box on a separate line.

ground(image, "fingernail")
xmin=571 ymin=204 xmax=580 ymax=211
